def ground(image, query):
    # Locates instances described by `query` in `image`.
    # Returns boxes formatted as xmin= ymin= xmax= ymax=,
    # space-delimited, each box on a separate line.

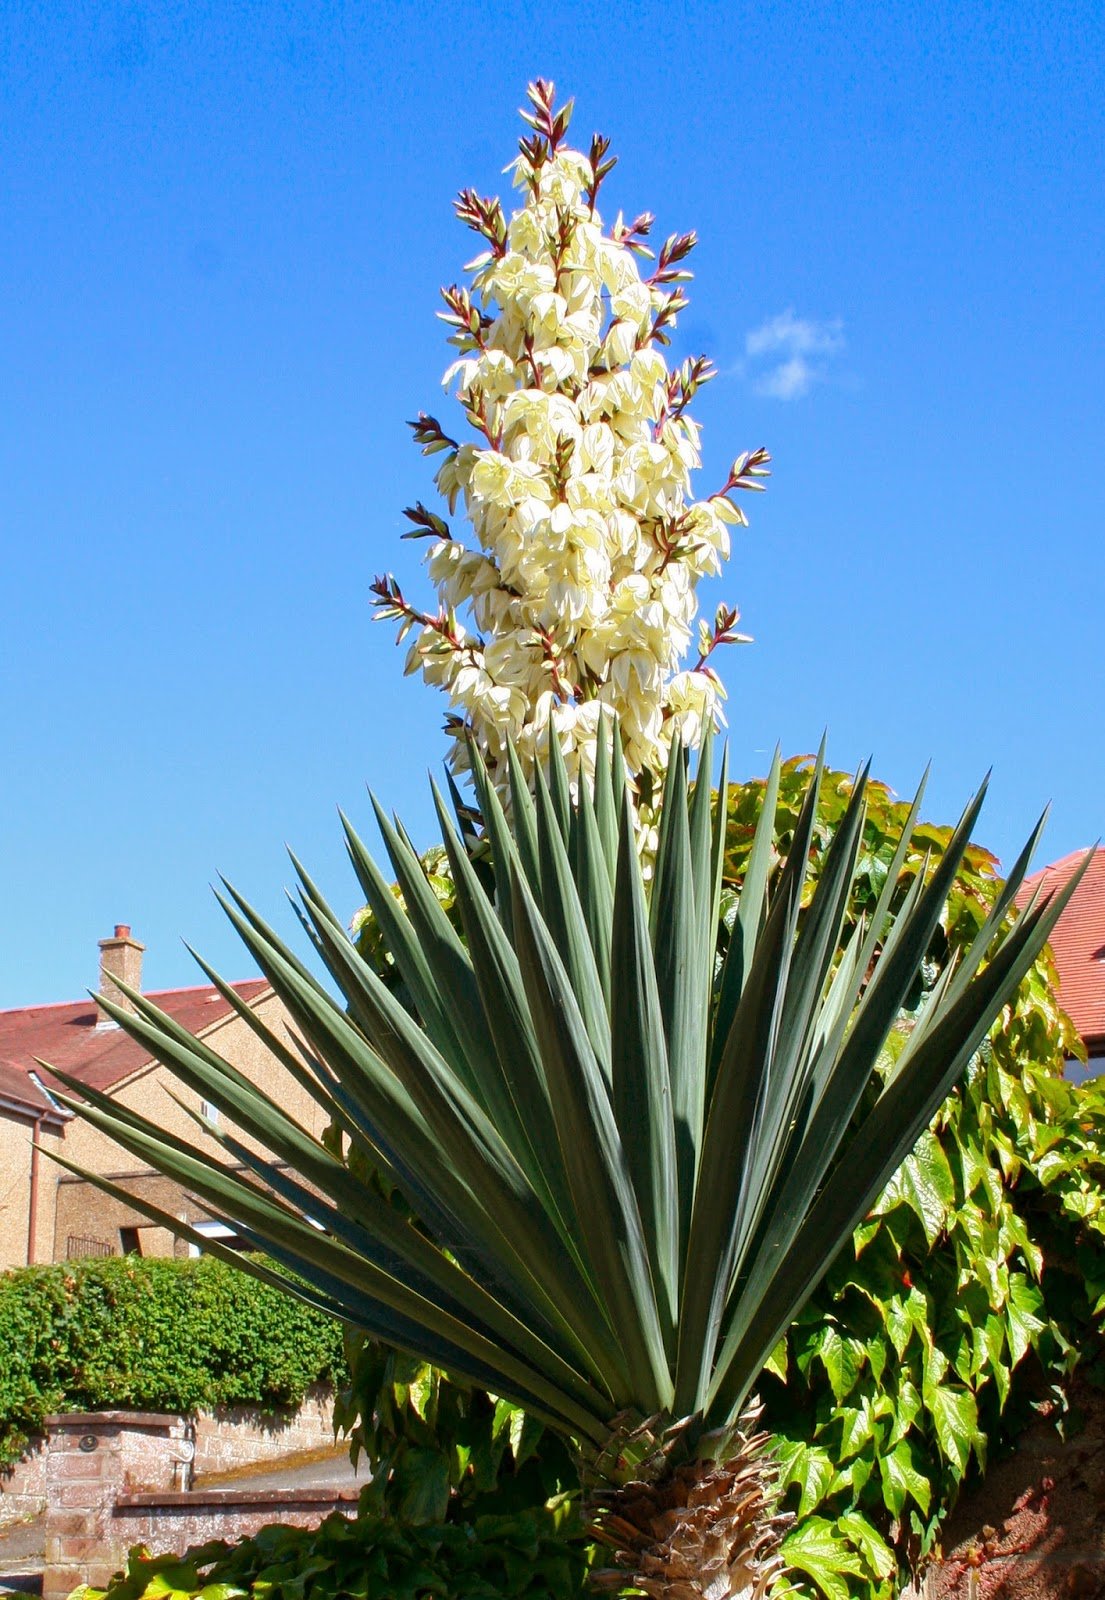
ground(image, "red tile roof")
xmin=0 ymin=980 xmax=270 ymax=1112
xmin=1018 ymin=847 xmax=1105 ymax=1048
xmin=0 ymin=1058 xmax=56 ymax=1117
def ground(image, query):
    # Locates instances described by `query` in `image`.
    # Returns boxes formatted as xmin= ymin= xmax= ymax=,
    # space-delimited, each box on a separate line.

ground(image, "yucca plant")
xmin=44 ymin=730 xmax=1082 ymax=1600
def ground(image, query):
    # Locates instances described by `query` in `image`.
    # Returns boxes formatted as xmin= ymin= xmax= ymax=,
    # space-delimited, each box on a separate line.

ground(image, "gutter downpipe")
xmin=28 ymin=1113 xmax=43 ymax=1265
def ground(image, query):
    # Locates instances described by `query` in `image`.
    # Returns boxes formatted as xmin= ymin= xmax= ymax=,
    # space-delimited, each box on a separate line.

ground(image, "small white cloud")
xmin=745 ymin=309 xmax=844 ymax=359
xmin=755 ymin=355 xmax=815 ymax=400
xmin=744 ymin=309 xmax=845 ymax=400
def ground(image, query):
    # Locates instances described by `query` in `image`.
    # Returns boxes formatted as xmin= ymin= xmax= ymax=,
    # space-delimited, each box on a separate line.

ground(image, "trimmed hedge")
xmin=0 ymin=1255 xmax=346 ymax=1466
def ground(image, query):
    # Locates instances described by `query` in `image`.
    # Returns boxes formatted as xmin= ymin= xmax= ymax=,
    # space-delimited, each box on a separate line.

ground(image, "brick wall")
xmin=192 ymin=1386 xmax=335 ymax=1479
xmin=898 ymin=1377 xmax=1105 ymax=1600
xmin=111 ymin=1488 xmax=358 ymax=1564
xmin=41 ymin=1411 xmax=357 ymax=1600
xmin=1 ymin=1388 xmax=339 ymax=1530
xmin=0 ymin=1435 xmax=46 ymax=1529
xmin=43 ymin=1412 xmax=193 ymax=1600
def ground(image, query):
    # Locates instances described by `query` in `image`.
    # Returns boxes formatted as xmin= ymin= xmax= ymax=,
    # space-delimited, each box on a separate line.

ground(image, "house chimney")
xmin=96 ymin=924 xmax=145 ymax=1028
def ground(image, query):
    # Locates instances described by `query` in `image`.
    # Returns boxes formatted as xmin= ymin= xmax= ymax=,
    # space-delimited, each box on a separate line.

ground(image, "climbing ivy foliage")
xmin=726 ymin=760 xmax=1105 ymax=1600
xmin=333 ymin=1335 xmax=576 ymax=1526
xmin=348 ymin=757 xmax=1105 ymax=1600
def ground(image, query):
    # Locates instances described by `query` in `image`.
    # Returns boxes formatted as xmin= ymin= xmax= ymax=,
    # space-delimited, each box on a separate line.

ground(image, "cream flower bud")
xmin=601 ymin=319 xmax=638 ymax=369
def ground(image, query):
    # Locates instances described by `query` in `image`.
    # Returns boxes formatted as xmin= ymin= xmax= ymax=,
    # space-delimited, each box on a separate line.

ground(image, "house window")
xmin=187 ymin=1219 xmax=248 ymax=1258
xmin=119 ymin=1225 xmax=180 ymax=1256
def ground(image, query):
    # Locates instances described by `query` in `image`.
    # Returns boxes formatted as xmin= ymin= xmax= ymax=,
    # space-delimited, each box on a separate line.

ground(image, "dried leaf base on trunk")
xmin=588 ymin=1414 xmax=789 ymax=1600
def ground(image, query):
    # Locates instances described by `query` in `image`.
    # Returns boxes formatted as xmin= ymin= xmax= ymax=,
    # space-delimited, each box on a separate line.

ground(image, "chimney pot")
xmin=96 ymin=926 xmax=145 ymax=1029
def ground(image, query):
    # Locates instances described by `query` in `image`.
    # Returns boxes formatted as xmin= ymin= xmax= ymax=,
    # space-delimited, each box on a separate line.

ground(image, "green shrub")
xmin=72 ymin=1503 xmax=591 ymax=1600
xmin=0 ymin=1254 xmax=346 ymax=1466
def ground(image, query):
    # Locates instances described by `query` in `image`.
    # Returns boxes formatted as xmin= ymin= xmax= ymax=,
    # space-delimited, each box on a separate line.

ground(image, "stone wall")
xmin=904 ymin=1376 xmax=1105 ymax=1600
xmin=0 ymin=1435 xmax=46 ymax=1529
xmin=192 ymin=1386 xmax=335 ymax=1480
xmin=1 ymin=1387 xmax=338 ymax=1530
xmin=41 ymin=1412 xmax=356 ymax=1600
xmin=43 ymin=1412 xmax=193 ymax=1600
xmin=111 ymin=1487 xmax=357 ymax=1566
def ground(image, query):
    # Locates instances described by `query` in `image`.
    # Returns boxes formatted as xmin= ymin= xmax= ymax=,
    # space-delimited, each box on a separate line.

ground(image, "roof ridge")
xmin=143 ymin=978 xmax=266 ymax=999
xmin=0 ymin=977 xmax=266 ymax=1020
xmin=1023 ymin=845 xmax=1105 ymax=887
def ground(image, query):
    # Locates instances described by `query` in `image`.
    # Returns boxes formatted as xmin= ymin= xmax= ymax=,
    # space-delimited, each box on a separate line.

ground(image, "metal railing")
xmin=66 ymin=1235 xmax=116 ymax=1259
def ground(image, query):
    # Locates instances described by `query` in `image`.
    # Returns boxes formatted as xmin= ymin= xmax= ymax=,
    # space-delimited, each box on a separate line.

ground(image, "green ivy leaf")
xmin=393 ymin=1446 xmax=451 ymax=1524
xmin=511 ymin=1408 xmax=545 ymax=1468
xmin=776 ymin=1438 xmax=837 ymax=1518
xmin=884 ymin=1295 xmax=912 ymax=1359
xmin=1007 ymin=1275 xmax=1047 ymax=1365
xmin=876 ymin=1131 xmax=955 ymax=1247
xmin=853 ymin=1218 xmax=882 ymax=1256
xmin=885 ymin=1376 xmax=922 ymax=1450
xmin=920 ymin=1338 xmax=948 ymax=1402
xmin=928 ymin=1384 xmax=978 ymax=1476
xmin=955 ymin=1131 xmax=989 ymax=1199
xmin=781 ymin=1517 xmax=867 ymax=1600
xmin=866 ymin=1336 xmax=888 ymax=1385
xmin=142 ymin=1569 xmax=201 ymax=1597
xmin=836 ymin=1513 xmax=896 ymax=1581
xmin=814 ymin=1324 xmax=865 ymax=1403
xmin=836 ymin=1400 xmax=875 ymax=1462
xmin=407 ymin=1368 xmax=433 ymax=1421
xmin=880 ymin=1439 xmax=931 ymax=1518
xmin=763 ymin=1336 xmax=788 ymax=1382
xmin=492 ymin=1397 xmax=516 ymax=1440
xmin=972 ymin=1314 xmax=1007 ymax=1400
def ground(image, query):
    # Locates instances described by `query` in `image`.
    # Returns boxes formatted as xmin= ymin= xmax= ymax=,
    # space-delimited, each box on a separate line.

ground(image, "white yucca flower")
xmin=373 ymin=79 xmax=769 ymax=811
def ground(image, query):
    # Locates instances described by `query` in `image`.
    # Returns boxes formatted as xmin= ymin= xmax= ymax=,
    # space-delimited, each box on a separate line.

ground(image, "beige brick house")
xmin=0 ymin=926 xmax=323 ymax=1269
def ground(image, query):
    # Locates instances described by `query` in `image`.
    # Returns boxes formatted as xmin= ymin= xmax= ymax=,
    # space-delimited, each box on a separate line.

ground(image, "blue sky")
xmin=2 ymin=0 xmax=1103 ymax=1006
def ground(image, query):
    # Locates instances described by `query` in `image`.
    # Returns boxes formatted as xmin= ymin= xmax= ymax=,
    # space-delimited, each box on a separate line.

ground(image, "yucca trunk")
xmin=587 ymin=1408 xmax=788 ymax=1600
